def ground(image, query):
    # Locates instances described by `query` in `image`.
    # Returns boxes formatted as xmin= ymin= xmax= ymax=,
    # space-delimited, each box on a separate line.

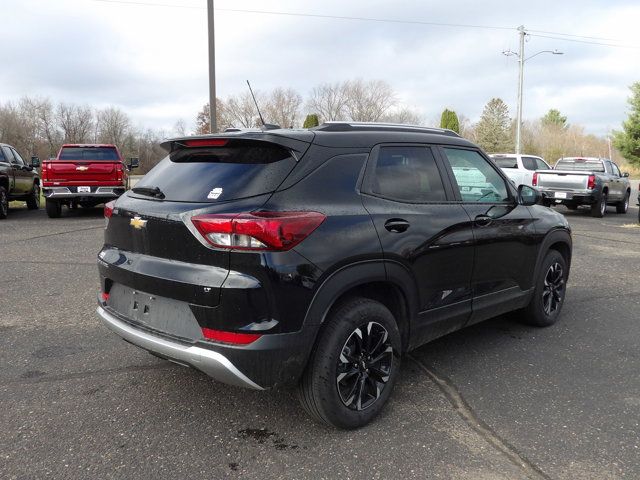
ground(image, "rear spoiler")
xmin=160 ymin=131 xmax=314 ymax=155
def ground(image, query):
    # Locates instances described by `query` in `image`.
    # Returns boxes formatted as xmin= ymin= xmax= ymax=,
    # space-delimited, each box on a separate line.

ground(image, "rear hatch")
xmin=102 ymin=133 xmax=312 ymax=308
xmin=48 ymin=146 xmax=122 ymax=184
xmin=536 ymin=158 xmax=604 ymax=191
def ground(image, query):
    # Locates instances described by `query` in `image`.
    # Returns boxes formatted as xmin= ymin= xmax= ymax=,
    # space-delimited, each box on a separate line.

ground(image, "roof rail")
xmin=314 ymin=121 xmax=460 ymax=137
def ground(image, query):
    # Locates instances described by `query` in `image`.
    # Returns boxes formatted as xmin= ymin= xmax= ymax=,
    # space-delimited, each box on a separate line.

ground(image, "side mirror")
xmin=127 ymin=157 xmax=139 ymax=170
xmin=622 ymin=172 xmax=629 ymax=178
xmin=517 ymin=184 xmax=541 ymax=206
xmin=31 ymin=156 xmax=41 ymax=168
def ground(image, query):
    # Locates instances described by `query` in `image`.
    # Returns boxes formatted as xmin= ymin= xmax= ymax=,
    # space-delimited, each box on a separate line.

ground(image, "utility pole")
xmin=515 ymin=25 xmax=526 ymax=154
xmin=207 ymin=0 xmax=217 ymax=133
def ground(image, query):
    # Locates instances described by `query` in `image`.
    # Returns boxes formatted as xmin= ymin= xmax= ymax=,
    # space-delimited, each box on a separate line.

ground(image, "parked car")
xmin=41 ymin=144 xmax=138 ymax=218
xmin=490 ymin=153 xmax=551 ymax=187
xmin=0 ymin=143 xmax=41 ymax=219
xmin=96 ymin=122 xmax=572 ymax=429
xmin=534 ymin=157 xmax=631 ymax=217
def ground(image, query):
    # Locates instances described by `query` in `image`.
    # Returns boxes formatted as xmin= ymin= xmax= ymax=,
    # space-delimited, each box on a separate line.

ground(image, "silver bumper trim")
xmin=96 ymin=306 xmax=263 ymax=390
xmin=44 ymin=187 xmax=122 ymax=198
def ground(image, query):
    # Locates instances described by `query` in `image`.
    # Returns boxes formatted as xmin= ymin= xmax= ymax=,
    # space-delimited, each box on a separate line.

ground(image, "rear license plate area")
xmin=77 ymin=186 xmax=91 ymax=193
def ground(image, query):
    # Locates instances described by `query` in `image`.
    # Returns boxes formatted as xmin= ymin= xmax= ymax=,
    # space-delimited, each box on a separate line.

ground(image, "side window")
xmin=10 ymin=148 xmax=25 ymax=166
xmin=535 ymin=158 xmax=550 ymax=170
xmin=2 ymin=146 xmax=15 ymax=163
xmin=368 ymin=146 xmax=447 ymax=203
xmin=603 ymin=161 xmax=613 ymax=174
xmin=442 ymin=148 xmax=510 ymax=203
xmin=521 ymin=157 xmax=538 ymax=171
xmin=611 ymin=163 xmax=621 ymax=177
xmin=0 ymin=148 xmax=5 ymax=162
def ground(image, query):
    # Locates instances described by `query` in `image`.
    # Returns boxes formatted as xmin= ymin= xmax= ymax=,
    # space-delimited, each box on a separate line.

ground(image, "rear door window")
xmin=133 ymin=140 xmax=297 ymax=203
xmin=442 ymin=148 xmax=510 ymax=203
xmin=365 ymin=146 xmax=447 ymax=203
xmin=493 ymin=156 xmax=518 ymax=169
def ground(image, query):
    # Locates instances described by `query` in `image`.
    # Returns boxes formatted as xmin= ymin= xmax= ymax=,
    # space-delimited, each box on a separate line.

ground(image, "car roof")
xmin=61 ymin=144 xmax=118 ymax=148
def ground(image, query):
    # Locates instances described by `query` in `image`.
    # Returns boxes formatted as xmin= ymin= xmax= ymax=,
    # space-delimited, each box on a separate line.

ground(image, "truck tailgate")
xmin=46 ymin=161 xmax=118 ymax=183
xmin=536 ymin=170 xmax=589 ymax=191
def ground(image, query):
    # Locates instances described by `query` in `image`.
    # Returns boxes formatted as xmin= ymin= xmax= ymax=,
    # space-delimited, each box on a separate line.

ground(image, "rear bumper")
xmin=97 ymin=306 xmax=264 ymax=390
xmin=44 ymin=186 xmax=125 ymax=199
xmin=541 ymin=190 xmax=596 ymax=205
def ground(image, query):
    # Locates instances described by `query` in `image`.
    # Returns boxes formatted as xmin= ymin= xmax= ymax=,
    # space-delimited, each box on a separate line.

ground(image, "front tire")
xmin=26 ymin=184 xmax=40 ymax=210
xmin=616 ymin=192 xmax=629 ymax=214
xmin=0 ymin=186 xmax=8 ymax=219
xmin=298 ymin=297 xmax=401 ymax=429
xmin=590 ymin=193 xmax=607 ymax=218
xmin=518 ymin=250 xmax=568 ymax=327
xmin=45 ymin=199 xmax=62 ymax=218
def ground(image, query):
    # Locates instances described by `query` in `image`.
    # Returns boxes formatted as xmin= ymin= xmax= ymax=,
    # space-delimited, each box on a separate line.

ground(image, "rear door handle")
xmin=384 ymin=218 xmax=410 ymax=233
xmin=474 ymin=214 xmax=493 ymax=227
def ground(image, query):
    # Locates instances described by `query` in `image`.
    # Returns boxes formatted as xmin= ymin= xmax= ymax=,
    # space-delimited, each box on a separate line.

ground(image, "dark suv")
xmin=97 ymin=123 xmax=572 ymax=428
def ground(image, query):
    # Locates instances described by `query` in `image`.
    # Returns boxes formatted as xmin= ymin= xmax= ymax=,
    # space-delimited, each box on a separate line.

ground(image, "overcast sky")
xmin=1 ymin=0 xmax=638 ymax=136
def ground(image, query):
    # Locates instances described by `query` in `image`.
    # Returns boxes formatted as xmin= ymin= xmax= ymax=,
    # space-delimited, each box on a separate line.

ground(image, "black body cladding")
xmin=98 ymin=123 xmax=572 ymax=392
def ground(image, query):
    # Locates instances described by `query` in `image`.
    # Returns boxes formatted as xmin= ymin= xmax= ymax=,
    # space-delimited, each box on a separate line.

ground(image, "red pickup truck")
xmin=41 ymin=144 xmax=138 ymax=218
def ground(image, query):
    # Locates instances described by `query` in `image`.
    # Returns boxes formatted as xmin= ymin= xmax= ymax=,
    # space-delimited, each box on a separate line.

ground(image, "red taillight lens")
xmin=184 ymin=138 xmax=228 ymax=147
xmin=116 ymin=163 xmax=123 ymax=182
xmin=41 ymin=162 xmax=48 ymax=181
xmin=532 ymin=172 xmax=538 ymax=186
xmin=100 ymin=292 xmax=110 ymax=303
xmin=190 ymin=211 xmax=326 ymax=251
xmin=587 ymin=175 xmax=596 ymax=190
xmin=104 ymin=200 xmax=116 ymax=219
xmin=201 ymin=327 xmax=261 ymax=345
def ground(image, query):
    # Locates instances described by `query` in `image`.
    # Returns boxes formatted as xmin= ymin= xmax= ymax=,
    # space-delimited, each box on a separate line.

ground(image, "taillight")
xmin=116 ymin=163 xmax=123 ymax=182
xmin=104 ymin=201 xmax=115 ymax=228
xmin=587 ymin=175 xmax=596 ymax=190
xmin=201 ymin=327 xmax=261 ymax=345
xmin=190 ymin=211 xmax=326 ymax=251
xmin=532 ymin=172 xmax=538 ymax=186
xmin=100 ymin=292 xmax=110 ymax=303
xmin=41 ymin=162 xmax=48 ymax=181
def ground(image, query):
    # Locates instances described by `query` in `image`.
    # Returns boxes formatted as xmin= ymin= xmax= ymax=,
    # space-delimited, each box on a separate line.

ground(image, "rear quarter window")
xmin=133 ymin=140 xmax=297 ymax=203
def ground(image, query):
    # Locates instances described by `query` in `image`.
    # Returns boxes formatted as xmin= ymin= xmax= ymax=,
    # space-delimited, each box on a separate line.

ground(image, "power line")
xmin=91 ymin=0 xmax=640 ymax=48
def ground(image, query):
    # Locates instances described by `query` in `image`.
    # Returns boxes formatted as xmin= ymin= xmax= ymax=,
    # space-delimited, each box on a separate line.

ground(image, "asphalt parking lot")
xmin=1 ymin=192 xmax=639 ymax=480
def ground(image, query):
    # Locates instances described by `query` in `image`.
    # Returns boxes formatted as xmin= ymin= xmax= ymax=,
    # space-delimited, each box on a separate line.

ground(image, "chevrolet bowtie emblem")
xmin=76 ymin=166 xmax=89 ymax=171
xmin=130 ymin=216 xmax=147 ymax=229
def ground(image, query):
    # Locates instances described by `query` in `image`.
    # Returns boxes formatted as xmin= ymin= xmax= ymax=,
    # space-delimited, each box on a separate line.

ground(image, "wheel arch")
xmin=533 ymin=228 xmax=572 ymax=282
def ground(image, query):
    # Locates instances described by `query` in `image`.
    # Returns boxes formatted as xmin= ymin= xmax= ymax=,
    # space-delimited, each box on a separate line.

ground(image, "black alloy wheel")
xmin=541 ymin=261 xmax=565 ymax=316
xmin=26 ymin=184 xmax=40 ymax=210
xmin=336 ymin=321 xmax=393 ymax=411
xmin=616 ymin=192 xmax=629 ymax=214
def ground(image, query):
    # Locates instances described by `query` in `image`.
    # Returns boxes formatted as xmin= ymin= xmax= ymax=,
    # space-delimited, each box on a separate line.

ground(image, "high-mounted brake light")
xmin=183 ymin=138 xmax=228 ymax=148
xmin=587 ymin=174 xmax=596 ymax=190
xmin=532 ymin=172 xmax=538 ymax=186
xmin=190 ymin=211 xmax=326 ymax=251
xmin=201 ymin=327 xmax=261 ymax=345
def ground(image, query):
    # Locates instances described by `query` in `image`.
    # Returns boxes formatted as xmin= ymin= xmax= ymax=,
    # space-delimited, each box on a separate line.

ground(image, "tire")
xmin=26 ymin=183 xmax=40 ymax=210
xmin=518 ymin=250 xmax=568 ymax=327
xmin=590 ymin=193 xmax=607 ymax=218
xmin=297 ymin=297 xmax=401 ymax=429
xmin=616 ymin=191 xmax=630 ymax=214
xmin=45 ymin=198 xmax=62 ymax=218
xmin=0 ymin=186 xmax=8 ymax=219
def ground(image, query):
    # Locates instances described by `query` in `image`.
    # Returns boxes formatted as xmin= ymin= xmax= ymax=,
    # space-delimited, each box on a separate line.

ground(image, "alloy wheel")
xmin=542 ymin=262 xmax=565 ymax=316
xmin=336 ymin=321 xmax=394 ymax=411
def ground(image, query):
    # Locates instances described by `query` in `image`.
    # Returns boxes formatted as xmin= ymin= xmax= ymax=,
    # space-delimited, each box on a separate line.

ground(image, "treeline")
xmin=0 ymin=97 xmax=166 ymax=173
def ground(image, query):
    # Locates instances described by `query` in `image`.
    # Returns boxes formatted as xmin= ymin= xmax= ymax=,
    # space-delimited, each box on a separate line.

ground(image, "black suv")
xmin=97 ymin=123 xmax=572 ymax=428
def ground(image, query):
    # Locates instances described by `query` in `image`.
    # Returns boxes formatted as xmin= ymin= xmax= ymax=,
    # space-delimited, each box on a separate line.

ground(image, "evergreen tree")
xmin=541 ymin=109 xmax=568 ymax=129
xmin=303 ymin=113 xmax=320 ymax=128
xmin=474 ymin=98 xmax=512 ymax=153
xmin=440 ymin=109 xmax=460 ymax=133
xmin=613 ymin=82 xmax=640 ymax=167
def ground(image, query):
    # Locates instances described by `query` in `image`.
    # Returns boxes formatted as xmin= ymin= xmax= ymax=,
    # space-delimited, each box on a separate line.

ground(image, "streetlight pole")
xmin=207 ymin=0 xmax=217 ymax=133
xmin=515 ymin=25 xmax=526 ymax=154
xmin=503 ymin=27 xmax=563 ymax=154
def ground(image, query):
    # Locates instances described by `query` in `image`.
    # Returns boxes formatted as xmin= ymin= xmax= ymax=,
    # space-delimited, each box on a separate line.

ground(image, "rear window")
xmin=59 ymin=147 xmax=120 ymax=161
xmin=555 ymin=158 xmax=604 ymax=172
xmin=492 ymin=156 xmax=518 ymax=169
xmin=133 ymin=140 xmax=296 ymax=203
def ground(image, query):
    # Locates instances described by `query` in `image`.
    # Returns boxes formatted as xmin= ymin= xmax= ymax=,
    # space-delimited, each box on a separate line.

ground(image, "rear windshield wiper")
xmin=132 ymin=186 xmax=165 ymax=199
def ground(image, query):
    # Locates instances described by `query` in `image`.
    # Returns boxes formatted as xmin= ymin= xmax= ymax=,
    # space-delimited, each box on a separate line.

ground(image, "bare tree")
xmin=380 ymin=107 xmax=422 ymax=125
xmin=343 ymin=79 xmax=397 ymax=122
xmin=224 ymin=92 xmax=261 ymax=128
xmin=57 ymin=103 xmax=94 ymax=143
xmin=172 ymin=119 xmax=187 ymax=137
xmin=195 ymin=98 xmax=232 ymax=134
xmin=264 ymin=88 xmax=303 ymax=128
xmin=95 ymin=106 xmax=130 ymax=146
xmin=307 ymin=82 xmax=348 ymax=122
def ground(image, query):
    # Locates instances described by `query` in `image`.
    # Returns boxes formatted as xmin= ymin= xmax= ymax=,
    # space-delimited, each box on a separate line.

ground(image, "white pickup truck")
xmin=490 ymin=154 xmax=551 ymax=187
xmin=534 ymin=157 xmax=631 ymax=218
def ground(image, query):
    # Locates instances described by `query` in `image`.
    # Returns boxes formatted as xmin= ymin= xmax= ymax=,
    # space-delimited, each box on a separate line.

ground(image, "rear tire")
xmin=0 ymin=186 xmax=8 ymax=219
xmin=518 ymin=250 xmax=568 ymax=327
xmin=590 ymin=193 xmax=607 ymax=218
xmin=26 ymin=184 xmax=40 ymax=210
xmin=45 ymin=199 xmax=62 ymax=218
xmin=616 ymin=192 xmax=629 ymax=214
xmin=297 ymin=297 xmax=401 ymax=429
